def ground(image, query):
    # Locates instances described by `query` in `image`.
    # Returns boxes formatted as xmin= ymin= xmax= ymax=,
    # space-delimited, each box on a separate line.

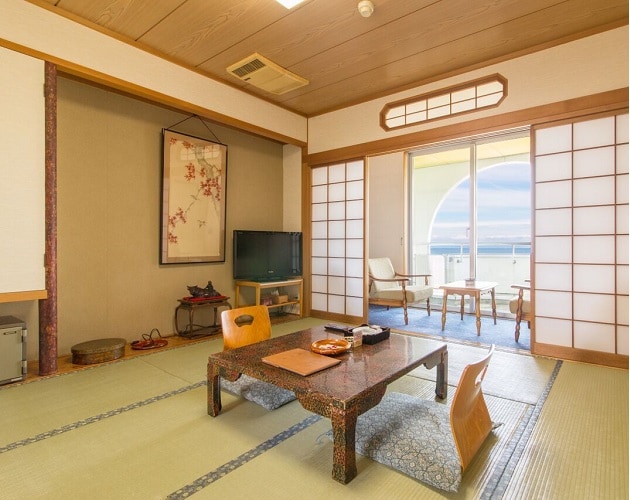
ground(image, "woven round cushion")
xmin=328 ymin=391 xmax=462 ymax=492
xmin=71 ymin=338 xmax=126 ymax=365
xmin=221 ymin=375 xmax=296 ymax=410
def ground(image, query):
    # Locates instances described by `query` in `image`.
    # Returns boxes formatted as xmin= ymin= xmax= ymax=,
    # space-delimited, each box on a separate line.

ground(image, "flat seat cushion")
xmin=349 ymin=392 xmax=462 ymax=492
xmin=370 ymin=285 xmax=433 ymax=303
xmin=221 ymin=375 xmax=296 ymax=411
xmin=509 ymin=297 xmax=531 ymax=314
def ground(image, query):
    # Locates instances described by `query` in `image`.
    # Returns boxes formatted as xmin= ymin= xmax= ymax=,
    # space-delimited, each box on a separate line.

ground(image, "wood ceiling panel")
xmin=28 ymin=0 xmax=629 ymax=116
xmin=52 ymin=0 xmax=185 ymax=40
xmin=273 ymin=0 xmax=564 ymax=99
xmin=197 ymin=0 xmax=437 ymax=76
xmin=280 ymin=3 xmax=629 ymax=114
xmin=137 ymin=0 xmax=290 ymax=66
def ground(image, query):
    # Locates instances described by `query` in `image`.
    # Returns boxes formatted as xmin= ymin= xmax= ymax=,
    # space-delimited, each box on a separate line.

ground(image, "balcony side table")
xmin=175 ymin=297 xmax=232 ymax=337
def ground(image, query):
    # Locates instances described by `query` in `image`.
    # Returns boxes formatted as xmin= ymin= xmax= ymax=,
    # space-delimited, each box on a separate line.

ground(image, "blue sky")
xmin=432 ymin=162 xmax=531 ymax=244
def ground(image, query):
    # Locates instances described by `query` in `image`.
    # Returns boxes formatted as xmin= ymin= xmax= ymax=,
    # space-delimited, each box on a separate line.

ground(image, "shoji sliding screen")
xmin=310 ymin=161 xmax=365 ymax=319
xmin=533 ymin=112 xmax=628 ymax=358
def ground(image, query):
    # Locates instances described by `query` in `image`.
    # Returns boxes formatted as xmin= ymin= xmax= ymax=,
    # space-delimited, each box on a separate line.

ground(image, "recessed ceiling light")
xmin=276 ymin=0 xmax=306 ymax=8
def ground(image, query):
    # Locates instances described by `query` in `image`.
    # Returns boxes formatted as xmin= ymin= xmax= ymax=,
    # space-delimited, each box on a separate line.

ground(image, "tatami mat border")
xmin=0 ymin=380 xmax=206 ymax=454
xmin=481 ymin=360 xmax=563 ymax=498
xmin=166 ymin=413 xmax=323 ymax=499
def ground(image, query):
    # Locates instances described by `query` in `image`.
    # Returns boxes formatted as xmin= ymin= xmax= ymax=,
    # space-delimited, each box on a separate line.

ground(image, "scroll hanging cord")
xmin=164 ymin=114 xmax=223 ymax=145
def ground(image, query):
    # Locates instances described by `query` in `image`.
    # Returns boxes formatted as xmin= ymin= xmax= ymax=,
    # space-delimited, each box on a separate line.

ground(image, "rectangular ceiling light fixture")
xmin=276 ymin=0 xmax=306 ymax=8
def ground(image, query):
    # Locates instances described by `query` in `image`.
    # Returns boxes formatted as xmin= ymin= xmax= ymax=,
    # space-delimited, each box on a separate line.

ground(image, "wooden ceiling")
xmin=33 ymin=0 xmax=628 ymax=117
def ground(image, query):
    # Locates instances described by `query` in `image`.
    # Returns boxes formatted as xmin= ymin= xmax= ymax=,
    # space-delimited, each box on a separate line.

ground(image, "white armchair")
xmin=368 ymin=257 xmax=433 ymax=325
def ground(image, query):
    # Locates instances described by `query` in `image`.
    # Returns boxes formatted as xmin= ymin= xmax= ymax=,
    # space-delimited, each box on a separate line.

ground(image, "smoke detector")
xmin=358 ymin=0 xmax=374 ymax=17
xmin=226 ymin=53 xmax=308 ymax=95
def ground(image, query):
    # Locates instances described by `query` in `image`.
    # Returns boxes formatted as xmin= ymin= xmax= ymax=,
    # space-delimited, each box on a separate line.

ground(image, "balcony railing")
xmin=413 ymin=242 xmax=531 ymax=316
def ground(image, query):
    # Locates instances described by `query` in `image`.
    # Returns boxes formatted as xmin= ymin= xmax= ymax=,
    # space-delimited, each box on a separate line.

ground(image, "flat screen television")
xmin=233 ymin=230 xmax=303 ymax=281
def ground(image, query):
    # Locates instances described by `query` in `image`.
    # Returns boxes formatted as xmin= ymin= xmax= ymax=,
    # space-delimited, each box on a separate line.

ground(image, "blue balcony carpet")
xmin=368 ymin=305 xmax=530 ymax=351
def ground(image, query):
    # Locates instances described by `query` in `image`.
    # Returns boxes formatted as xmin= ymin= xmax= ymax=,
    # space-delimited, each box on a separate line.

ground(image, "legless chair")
xmin=347 ymin=345 xmax=495 ymax=492
xmin=219 ymin=305 xmax=296 ymax=410
xmin=509 ymin=283 xmax=531 ymax=342
xmin=368 ymin=257 xmax=433 ymax=325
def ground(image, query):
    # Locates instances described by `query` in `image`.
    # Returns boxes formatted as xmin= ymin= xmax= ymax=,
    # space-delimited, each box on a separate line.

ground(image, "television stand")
xmin=235 ymin=278 xmax=303 ymax=318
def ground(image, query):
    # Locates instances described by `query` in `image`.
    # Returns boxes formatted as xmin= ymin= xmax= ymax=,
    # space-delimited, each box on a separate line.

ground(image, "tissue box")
xmin=361 ymin=327 xmax=390 ymax=345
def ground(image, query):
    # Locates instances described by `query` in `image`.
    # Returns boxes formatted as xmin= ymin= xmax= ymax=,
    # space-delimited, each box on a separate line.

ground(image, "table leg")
xmin=475 ymin=291 xmax=481 ymax=336
xmin=174 ymin=305 xmax=182 ymax=335
xmin=460 ymin=295 xmax=464 ymax=320
xmin=330 ymin=405 xmax=358 ymax=484
xmin=491 ymin=288 xmax=497 ymax=325
xmin=441 ymin=291 xmax=448 ymax=330
xmin=296 ymin=385 xmax=386 ymax=484
xmin=207 ymin=361 xmax=222 ymax=416
xmin=436 ymin=349 xmax=448 ymax=399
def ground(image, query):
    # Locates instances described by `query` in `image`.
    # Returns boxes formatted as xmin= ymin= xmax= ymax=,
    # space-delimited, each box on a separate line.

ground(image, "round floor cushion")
xmin=71 ymin=338 xmax=126 ymax=365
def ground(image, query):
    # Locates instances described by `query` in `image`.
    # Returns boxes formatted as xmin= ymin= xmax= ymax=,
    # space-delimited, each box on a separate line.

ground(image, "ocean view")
xmin=430 ymin=243 xmax=531 ymax=256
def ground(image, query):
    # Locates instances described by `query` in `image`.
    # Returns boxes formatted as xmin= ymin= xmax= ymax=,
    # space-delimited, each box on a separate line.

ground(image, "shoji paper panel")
xmin=617 ymin=325 xmax=629 ymax=356
xmin=574 ymin=321 xmax=616 ymax=351
xmin=536 ymin=317 xmax=573 ymax=346
xmin=535 ymin=263 xmax=572 ymax=291
xmin=310 ymin=161 xmax=365 ymax=317
xmin=534 ymin=112 xmax=629 ymax=355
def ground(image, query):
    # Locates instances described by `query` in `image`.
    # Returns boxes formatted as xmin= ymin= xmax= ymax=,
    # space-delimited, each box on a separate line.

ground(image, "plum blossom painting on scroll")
xmin=161 ymin=130 xmax=227 ymax=264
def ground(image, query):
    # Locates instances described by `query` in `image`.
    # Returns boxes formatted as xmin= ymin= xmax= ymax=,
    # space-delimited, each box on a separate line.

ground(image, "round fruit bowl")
xmin=311 ymin=338 xmax=351 ymax=356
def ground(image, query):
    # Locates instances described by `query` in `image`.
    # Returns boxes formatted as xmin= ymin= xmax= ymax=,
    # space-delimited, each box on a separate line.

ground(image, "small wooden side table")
xmin=174 ymin=297 xmax=232 ymax=337
xmin=439 ymin=281 xmax=498 ymax=336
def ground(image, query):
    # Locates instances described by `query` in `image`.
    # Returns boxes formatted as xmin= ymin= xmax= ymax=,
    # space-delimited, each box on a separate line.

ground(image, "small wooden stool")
xmin=71 ymin=338 xmax=126 ymax=365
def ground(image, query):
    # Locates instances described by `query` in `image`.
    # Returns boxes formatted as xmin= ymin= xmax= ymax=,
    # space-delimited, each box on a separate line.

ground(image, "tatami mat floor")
xmin=3 ymin=318 xmax=627 ymax=499
xmin=22 ymin=315 xmax=304 ymax=384
xmin=23 ymin=333 xmax=216 ymax=383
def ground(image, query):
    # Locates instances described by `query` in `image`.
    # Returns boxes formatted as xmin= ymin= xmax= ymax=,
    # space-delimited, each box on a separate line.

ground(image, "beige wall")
xmin=0 ymin=77 xmax=288 ymax=360
xmin=0 ymin=47 xmax=45 ymax=294
xmin=282 ymin=144 xmax=303 ymax=232
xmin=1 ymin=0 xmax=307 ymax=144
xmin=368 ymin=153 xmax=406 ymax=271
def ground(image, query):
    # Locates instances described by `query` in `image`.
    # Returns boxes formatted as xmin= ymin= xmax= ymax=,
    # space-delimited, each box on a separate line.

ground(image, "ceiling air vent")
xmin=227 ymin=53 xmax=308 ymax=95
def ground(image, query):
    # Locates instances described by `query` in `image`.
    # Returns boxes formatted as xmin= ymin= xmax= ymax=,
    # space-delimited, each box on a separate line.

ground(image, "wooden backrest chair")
xmin=218 ymin=305 xmax=296 ymax=410
xmin=221 ymin=304 xmax=272 ymax=350
xmin=349 ymin=345 xmax=495 ymax=492
xmin=450 ymin=344 xmax=495 ymax=471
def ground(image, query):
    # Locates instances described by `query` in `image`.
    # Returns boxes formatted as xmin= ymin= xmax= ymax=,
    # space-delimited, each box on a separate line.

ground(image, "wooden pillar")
xmin=38 ymin=62 xmax=58 ymax=375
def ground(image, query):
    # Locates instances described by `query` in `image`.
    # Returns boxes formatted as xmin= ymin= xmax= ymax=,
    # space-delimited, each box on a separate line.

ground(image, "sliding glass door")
xmin=409 ymin=131 xmax=531 ymax=315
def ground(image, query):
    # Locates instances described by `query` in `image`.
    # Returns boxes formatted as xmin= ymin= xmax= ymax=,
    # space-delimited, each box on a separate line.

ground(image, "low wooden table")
xmin=174 ymin=297 xmax=231 ymax=337
xmin=207 ymin=327 xmax=448 ymax=484
xmin=439 ymin=280 xmax=498 ymax=336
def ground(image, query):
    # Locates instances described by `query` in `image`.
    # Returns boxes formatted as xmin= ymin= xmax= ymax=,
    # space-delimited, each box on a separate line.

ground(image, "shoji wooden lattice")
xmin=534 ymin=113 xmax=629 ymax=355
xmin=310 ymin=161 xmax=365 ymax=318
